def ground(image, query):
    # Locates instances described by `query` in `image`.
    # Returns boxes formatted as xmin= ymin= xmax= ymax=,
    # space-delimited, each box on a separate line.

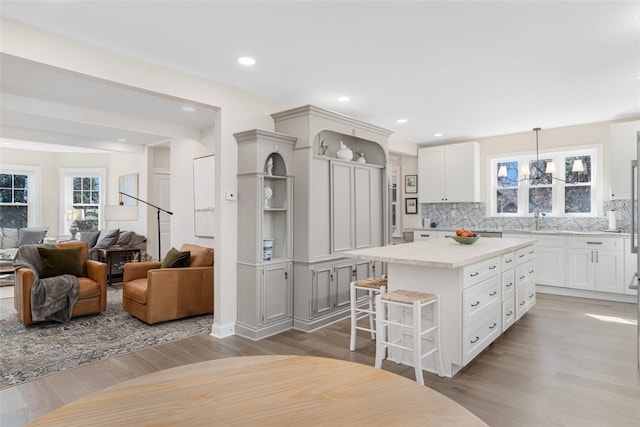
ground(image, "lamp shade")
xmin=104 ymin=205 xmax=138 ymax=221
xmin=520 ymin=164 xmax=530 ymax=176
xmin=497 ymin=165 xmax=508 ymax=177
xmin=572 ymin=159 xmax=584 ymax=172
xmin=545 ymin=161 xmax=556 ymax=174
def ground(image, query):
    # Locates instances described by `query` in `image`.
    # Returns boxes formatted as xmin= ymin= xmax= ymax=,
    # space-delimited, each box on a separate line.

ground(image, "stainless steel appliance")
xmin=632 ymin=136 xmax=640 ymax=369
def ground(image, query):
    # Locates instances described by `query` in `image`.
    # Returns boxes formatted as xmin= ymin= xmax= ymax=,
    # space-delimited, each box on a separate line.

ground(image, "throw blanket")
xmin=13 ymin=244 xmax=80 ymax=324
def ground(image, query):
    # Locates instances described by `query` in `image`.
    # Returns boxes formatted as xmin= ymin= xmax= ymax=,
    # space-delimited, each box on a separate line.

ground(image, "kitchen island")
xmin=343 ymin=237 xmax=537 ymax=377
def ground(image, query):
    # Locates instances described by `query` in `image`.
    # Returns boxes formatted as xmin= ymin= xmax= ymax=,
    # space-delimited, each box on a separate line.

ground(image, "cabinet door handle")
xmin=591 ymin=251 xmax=594 ymax=262
xmin=471 ymin=301 xmax=480 ymax=307
xmin=506 ymin=310 xmax=513 ymax=316
xmin=470 ymin=272 xmax=480 ymax=277
xmin=595 ymin=251 xmax=599 ymax=263
xmin=489 ymin=322 xmax=497 ymax=329
xmin=520 ymin=300 xmax=526 ymax=306
xmin=470 ymin=336 xmax=480 ymax=344
xmin=489 ymin=291 xmax=497 ymax=296
xmin=489 ymin=265 xmax=497 ymax=270
xmin=586 ymin=241 xmax=603 ymax=245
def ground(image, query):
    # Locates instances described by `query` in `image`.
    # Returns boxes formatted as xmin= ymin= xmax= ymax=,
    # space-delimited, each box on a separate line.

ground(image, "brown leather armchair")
xmin=122 ymin=243 xmax=214 ymax=324
xmin=14 ymin=241 xmax=108 ymax=325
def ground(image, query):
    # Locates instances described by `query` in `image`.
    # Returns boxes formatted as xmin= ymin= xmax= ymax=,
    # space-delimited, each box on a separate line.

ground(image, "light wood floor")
xmin=1 ymin=294 xmax=639 ymax=426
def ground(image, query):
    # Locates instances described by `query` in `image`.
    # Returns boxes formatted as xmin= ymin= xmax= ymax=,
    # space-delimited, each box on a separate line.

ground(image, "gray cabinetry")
xmin=234 ymin=129 xmax=296 ymax=340
xmin=273 ymin=105 xmax=391 ymax=332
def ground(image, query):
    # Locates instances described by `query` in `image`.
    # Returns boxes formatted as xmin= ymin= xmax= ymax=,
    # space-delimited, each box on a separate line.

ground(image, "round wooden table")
xmin=29 ymin=355 xmax=488 ymax=426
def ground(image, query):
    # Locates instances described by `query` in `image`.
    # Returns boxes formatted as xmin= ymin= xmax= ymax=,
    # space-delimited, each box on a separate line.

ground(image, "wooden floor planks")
xmin=0 ymin=293 xmax=638 ymax=426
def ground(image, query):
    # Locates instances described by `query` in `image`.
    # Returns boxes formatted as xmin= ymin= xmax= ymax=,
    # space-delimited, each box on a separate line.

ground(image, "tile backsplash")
xmin=420 ymin=199 xmax=631 ymax=233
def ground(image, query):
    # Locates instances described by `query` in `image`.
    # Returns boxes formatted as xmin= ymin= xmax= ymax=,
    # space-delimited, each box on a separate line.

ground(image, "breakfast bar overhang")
xmin=343 ymin=237 xmax=537 ymax=377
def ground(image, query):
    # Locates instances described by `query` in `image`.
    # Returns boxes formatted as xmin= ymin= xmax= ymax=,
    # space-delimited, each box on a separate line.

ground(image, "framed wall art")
xmin=405 ymin=197 xmax=418 ymax=215
xmin=193 ymin=154 xmax=215 ymax=238
xmin=404 ymin=175 xmax=417 ymax=194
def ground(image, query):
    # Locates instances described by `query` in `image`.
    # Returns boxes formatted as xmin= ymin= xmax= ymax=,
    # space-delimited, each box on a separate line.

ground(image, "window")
xmin=489 ymin=146 xmax=600 ymax=217
xmin=0 ymin=165 xmax=41 ymax=228
xmin=60 ymin=168 xmax=106 ymax=234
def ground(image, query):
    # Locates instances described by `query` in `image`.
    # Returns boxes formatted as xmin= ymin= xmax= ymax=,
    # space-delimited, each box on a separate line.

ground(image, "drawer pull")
xmin=489 ymin=291 xmax=497 ymax=296
xmin=420 ymin=234 xmax=431 ymax=238
xmin=528 ymin=250 xmax=535 ymax=254
xmin=529 ymin=270 xmax=534 ymax=274
xmin=519 ymin=275 xmax=525 ymax=280
xmin=489 ymin=322 xmax=497 ymax=329
xmin=518 ymin=254 xmax=525 ymax=258
xmin=586 ymin=241 xmax=603 ymax=245
xmin=519 ymin=301 xmax=526 ymax=306
xmin=506 ymin=282 xmax=513 ymax=287
xmin=470 ymin=272 xmax=479 ymax=277
xmin=471 ymin=301 xmax=480 ymax=307
xmin=470 ymin=336 xmax=480 ymax=344
xmin=505 ymin=259 xmax=513 ymax=263
xmin=506 ymin=310 xmax=513 ymax=316
xmin=489 ymin=265 xmax=497 ymax=270
xmin=529 ymin=293 xmax=535 ymax=298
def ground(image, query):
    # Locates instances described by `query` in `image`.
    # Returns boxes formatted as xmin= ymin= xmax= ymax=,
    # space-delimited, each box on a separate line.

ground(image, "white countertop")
xmin=343 ymin=237 xmax=536 ymax=269
xmin=408 ymin=228 xmax=629 ymax=237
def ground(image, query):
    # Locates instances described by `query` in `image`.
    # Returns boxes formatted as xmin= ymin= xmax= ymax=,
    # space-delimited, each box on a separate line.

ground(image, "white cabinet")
xmin=514 ymin=246 xmax=536 ymax=320
xmin=418 ymin=141 xmax=480 ymax=203
xmin=609 ymin=120 xmax=640 ymax=199
xmin=234 ymin=129 xmax=296 ymax=340
xmin=567 ymin=237 xmax=624 ymax=293
xmin=501 ymin=252 xmax=516 ymax=330
xmin=533 ymin=235 xmax=565 ymax=287
xmin=413 ymin=230 xmax=437 ymax=241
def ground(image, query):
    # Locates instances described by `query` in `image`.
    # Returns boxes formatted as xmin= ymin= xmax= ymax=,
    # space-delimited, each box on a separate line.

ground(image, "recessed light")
xmin=238 ymin=56 xmax=256 ymax=66
xmin=396 ymin=118 xmax=408 ymax=124
xmin=337 ymin=96 xmax=350 ymax=102
xmin=433 ymin=133 xmax=443 ymax=137
xmin=117 ymin=138 xmax=127 ymax=142
xmin=182 ymin=106 xmax=195 ymax=112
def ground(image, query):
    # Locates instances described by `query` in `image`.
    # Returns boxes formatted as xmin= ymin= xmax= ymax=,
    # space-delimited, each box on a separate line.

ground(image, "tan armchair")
xmin=122 ymin=243 xmax=214 ymax=324
xmin=14 ymin=241 xmax=108 ymax=325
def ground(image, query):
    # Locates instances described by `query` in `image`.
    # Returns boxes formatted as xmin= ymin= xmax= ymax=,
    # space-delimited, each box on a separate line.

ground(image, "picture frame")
xmin=193 ymin=154 xmax=215 ymax=238
xmin=118 ymin=173 xmax=139 ymax=206
xmin=405 ymin=197 xmax=418 ymax=215
xmin=405 ymin=175 xmax=418 ymax=194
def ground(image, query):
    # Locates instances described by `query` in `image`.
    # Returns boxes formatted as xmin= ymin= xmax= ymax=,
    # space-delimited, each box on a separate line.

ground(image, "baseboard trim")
xmin=536 ymin=285 xmax=637 ymax=303
xmin=293 ymin=308 xmax=351 ymax=333
xmin=210 ymin=321 xmax=235 ymax=338
xmin=235 ymin=319 xmax=293 ymax=341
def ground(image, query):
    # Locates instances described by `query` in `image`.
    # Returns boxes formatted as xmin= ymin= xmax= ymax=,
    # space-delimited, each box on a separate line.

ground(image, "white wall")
xmin=1 ymin=17 xmax=289 ymax=338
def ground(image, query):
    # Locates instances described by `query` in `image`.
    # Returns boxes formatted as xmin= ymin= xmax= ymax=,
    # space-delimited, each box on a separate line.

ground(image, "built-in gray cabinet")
xmin=234 ymin=129 xmax=296 ymax=340
xmin=273 ymin=105 xmax=391 ymax=332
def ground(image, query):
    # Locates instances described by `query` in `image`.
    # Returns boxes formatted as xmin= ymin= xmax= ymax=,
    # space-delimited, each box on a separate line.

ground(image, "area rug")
xmin=0 ymin=287 xmax=212 ymax=388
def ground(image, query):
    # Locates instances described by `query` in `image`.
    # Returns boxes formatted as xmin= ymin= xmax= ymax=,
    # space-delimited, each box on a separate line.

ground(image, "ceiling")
xmin=1 ymin=1 xmax=639 ymax=153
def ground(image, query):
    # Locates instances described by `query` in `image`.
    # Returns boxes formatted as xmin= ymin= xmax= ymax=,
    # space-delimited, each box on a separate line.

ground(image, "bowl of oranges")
xmin=452 ymin=229 xmax=479 ymax=245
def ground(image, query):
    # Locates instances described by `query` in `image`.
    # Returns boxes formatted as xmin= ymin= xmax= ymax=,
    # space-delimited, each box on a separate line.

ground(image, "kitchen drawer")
xmin=515 ymin=246 xmax=536 ymax=265
xmin=463 ymin=256 xmax=500 ymax=288
xmin=502 ymin=270 xmax=515 ymax=299
xmin=463 ymin=275 xmax=500 ymax=326
xmin=535 ymin=235 xmax=565 ymax=248
xmin=501 ymin=251 xmax=515 ymax=270
xmin=515 ymin=260 xmax=535 ymax=286
xmin=502 ymin=297 xmax=515 ymax=331
xmin=462 ymin=307 xmax=502 ymax=365
xmin=413 ymin=230 xmax=436 ymax=241
xmin=516 ymin=282 xmax=536 ymax=320
xmin=567 ymin=236 xmax=622 ymax=251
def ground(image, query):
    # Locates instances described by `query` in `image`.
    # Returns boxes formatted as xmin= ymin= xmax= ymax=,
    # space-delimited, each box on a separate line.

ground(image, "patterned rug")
xmin=0 ymin=287 xmax=212 ymax=388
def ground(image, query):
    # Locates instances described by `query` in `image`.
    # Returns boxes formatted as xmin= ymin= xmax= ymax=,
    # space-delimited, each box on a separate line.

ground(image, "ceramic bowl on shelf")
xmin=452 ymin=235 xmax=480 ymax=245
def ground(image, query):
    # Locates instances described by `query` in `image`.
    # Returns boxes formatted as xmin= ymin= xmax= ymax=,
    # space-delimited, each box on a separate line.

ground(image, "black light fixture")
xmin=498 ymin=127 xmax=584 ymax=186
xmin=119 ymin=191 xmax=173 ymax=260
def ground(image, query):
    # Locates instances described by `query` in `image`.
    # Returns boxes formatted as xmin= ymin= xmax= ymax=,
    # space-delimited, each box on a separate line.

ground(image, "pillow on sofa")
xmin=38 ymin=246 xmax=84 ymax=278
xmin=0 ymin=227 xmax=19 ymax=249
xmin=80 ymin=231 xmax=100 ymax=249
xmin=94 ymin=229 xmax=120 ymax=249
xmin=161 ymin=247 xmax=191 ymax=268
xmin=17 ymin=227 xmax=48 ymax=246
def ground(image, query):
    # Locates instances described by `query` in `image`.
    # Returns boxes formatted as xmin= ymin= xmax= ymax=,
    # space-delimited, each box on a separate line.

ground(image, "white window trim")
xmin=487 ymin=144 xmax=603 ymax=218
xmin=0 ymin=163 xmax=43 ymax=226
xmin=59 ymin=168 xmax=106 ymax=235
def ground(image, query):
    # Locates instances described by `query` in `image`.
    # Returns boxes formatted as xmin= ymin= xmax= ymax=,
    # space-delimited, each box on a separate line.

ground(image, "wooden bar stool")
xmin=349 ymin=277 xmax=388 ymax=351
xmin=374 ymin=289 xmax=443 ymax=385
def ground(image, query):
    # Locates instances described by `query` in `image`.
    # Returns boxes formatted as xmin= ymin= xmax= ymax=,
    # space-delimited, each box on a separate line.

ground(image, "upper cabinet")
xmin=609 ymin=120 xmax=640 ymax=200
xmin=418 ymin=141 xmax=480 ymax=203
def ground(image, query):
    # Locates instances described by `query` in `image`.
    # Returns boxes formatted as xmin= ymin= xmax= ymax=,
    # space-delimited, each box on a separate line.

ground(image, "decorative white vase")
xmin=356 ymin=156 xmax=366 ymax=163
xmin=336 ymin=141 xmax=353 ymax=161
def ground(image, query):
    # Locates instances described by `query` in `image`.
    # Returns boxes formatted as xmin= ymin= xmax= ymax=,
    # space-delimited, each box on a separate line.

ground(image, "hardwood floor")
xmin=1 ymin=294 xmax=638 ymax=426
